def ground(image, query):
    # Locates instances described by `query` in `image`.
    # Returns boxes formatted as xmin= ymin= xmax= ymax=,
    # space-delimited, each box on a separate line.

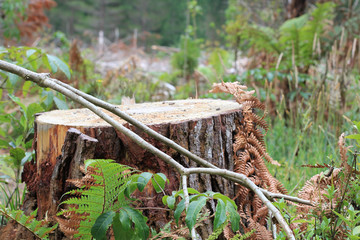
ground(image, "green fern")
xmin=230 ymin=229 xmax=256 ymax=240
xmin=207 ymin=219 xmax=229 ymax=240
xmin=56 ymin=159 xmax=138 ymax=239
xmin=279 ymin=2 xmax=335 ymax=65
xmin=0 ymin=205 xmax=57 ymax=239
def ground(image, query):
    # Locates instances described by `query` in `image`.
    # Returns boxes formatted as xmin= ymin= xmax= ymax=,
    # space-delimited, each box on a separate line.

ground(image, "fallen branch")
xmin=42 ymin=70 xmax=315 ymax=207
xmin=0 ymin=59 xmax=297 ymax=239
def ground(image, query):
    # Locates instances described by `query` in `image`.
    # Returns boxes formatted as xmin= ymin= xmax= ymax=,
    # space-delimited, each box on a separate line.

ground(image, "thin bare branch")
xmin=0 ymin=59 xmax=297 ymax=239
xmin=182 ymin=175 xmax=198 ymax=240
xmin=184 ymin=167 xmax=295 ymax=239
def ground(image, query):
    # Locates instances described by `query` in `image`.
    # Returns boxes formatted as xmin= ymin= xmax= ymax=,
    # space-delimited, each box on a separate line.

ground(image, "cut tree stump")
xmin=20 ymin=99 xmax=243 ymax=239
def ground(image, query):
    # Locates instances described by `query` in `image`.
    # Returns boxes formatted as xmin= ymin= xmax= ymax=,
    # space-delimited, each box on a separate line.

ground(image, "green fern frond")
xmin=207 ymin=219 xmax=229 ymax=240
xmin=230 ymin=229 xmax=256 ymax=240
xmin=243 ymin=25 xmax=280 ymax=54
xmin=57 ymin=159 xmax=137 ymax=239
xmin=0 ymin=206 xmax=57 ymax=239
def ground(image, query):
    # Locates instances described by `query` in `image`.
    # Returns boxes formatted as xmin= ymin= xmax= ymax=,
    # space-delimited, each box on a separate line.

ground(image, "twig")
xmin=49 ymin=71 xmax=315 ymax=209
xmin=0 ymin=59 xmax=297 ymax=239
xmin=182 ymin=175 xmax=198 ymax=240
xmin=184 ymin=167 xmax=295 ymax=239
xmin=134 ymin=207 xmax=170 ymax=211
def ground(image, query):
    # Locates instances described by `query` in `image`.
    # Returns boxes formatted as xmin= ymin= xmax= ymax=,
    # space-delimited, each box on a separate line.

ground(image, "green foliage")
xmin=208 ymin=48 xmax=231 ymax=76
xmin=225 ymin=2 xmax=335 ymax=71
xmin=0 ymin=47 xmax=70 ymax=189
xmin=58 ymin=159 xmax=138 ymax=239
xmin=57 ymin=160 xmax=171 ymax=240
xmin=0 ymin=47 xmax=71 ymax=82
xmin=171 ymin=37 xmax=202 ymax=77
xmin=230 ymin=229 xmax=256 ymax=240
xmin=162 ymin=188 xmax=240 ymax=233
xmin=0 ymin=205 xmax=57 ymax=239
xmin=346 ymin=121 xmax=360 ymax=147
xmin=0 ymin=45 xmax=70 ymax=207
xmin=91 ymin=208 xmax=149 ymax=240
xmin=207 ymin=218 xmax=228 ymax=240
xmin=0 ymin=0 xmax=27 ymax=40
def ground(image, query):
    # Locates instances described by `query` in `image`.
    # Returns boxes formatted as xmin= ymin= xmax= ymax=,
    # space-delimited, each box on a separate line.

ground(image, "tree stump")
xmin=21 ymin=99 xmax=243 ymax=238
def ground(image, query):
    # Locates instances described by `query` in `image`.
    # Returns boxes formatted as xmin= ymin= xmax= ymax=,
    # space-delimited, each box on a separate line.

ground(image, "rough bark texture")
xmin=16 ymin=99 xmax=242 ymax=239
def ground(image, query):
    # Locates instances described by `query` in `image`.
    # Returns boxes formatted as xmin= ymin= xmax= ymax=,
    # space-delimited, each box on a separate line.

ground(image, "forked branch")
xmin=0 ymin=59 xmax=299 ymax=239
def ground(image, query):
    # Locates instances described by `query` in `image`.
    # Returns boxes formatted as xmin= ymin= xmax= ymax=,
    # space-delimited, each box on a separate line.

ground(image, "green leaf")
xmin=53 ymin=96 xmax=68 ymax=110
xmin=26 ymin=49 xmax=37 ymax=58
xmin=213 ymin=193 xmax=237 ymax=209
xmin=0 ymin=139 xmax=9 ymax=148
xmin=19 ymin=116 xmax=27 ymax=130
xmin=124 ymin=182 xmax=138 ymax=200
xmin=10 ymin=147 xmax=25 ymax=167
xmin=8 ymin=94 xmax=26 ymax=114
xmin=353 ymin=226 xmax=360 ymax=236
xmin=167 ymin=195 xmax=176 ymax=210
xmin=137 ymin=172 xmax=153 ymax=192
xmin=213 ymin=199 xmax=226 ymax=230
xmin=26 ymin=103 xmax=43 ymax=123
xmin=46 ymin=54 xmax=71 ymax=79
xmin=113 ymin=211 xmax=133 ymax=240
xmin=41 ymin=90 xmax=54 ymax=109
xmin=22 ymin=81 xmax=32 ymax=97
xmin=162 ymin=195 xmax=168 ymax=206
xmin=6 ymin=72 xmax=20 ymax=86
xmin=151 ymin=173 xmax=167 ymax=193
xmin=91 ymin=211 xmax=116 ymax=240
xmin=333 ymin=210 xmax=349 ymax=224
xmin=185 ymin=196 xmax=207 ymax=231
xmin=346 ymin=134 xmax=360 ymax=140
xmin=123 ymin=206 xmax=149 ymax=240
xmin=227 ymin=203 xmax=240 ymax=232
xmin=21 ymin=151 xmax=33 ymax=166
xmin=174 ymin=199 xmax=186 ymax=226
xmin=42 ymin=55 xmax=52 ymax=72
xmin=119 ymin=209 xmax=131 ymax=232
xmin=175 ymin=188 xmax=200 ymax=197
xmin=26 ymin=49 xmax=39 ymax=70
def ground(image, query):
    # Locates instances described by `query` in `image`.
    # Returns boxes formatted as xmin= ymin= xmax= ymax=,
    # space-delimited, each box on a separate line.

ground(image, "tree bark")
xmin=21 ymin=99 xmax=241 ymax=238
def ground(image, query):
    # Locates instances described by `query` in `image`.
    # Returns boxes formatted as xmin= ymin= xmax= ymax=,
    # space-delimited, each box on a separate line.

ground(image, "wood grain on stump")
xmin=22 ymin=99 xmax=243 ymax=238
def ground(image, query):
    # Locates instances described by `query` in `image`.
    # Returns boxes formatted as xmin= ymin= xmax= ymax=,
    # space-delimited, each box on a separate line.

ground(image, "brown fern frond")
xmin=210 ymin=82 xmax=285 ymax=239
xmin=254 ymin=206 xmax=268 ymax=224
xmin=252 ymin=195 xmax=263 ymax=214
xmin=234 ymin=185 xmax=250 ymax=202
xmin=241 ymin=97 xmax=266 ymax=111
xmin=243 ymin=163 xmax=256 ymax=176
xmin=54 ymin=215 xmax=81 ymax=237
xmin=338 ymin=133 xmax=352 ymax=174
xmin=247 ymin=134 xmax=280 ymax=166
xmin=248 ymin=112 xmax=269 ymax=132
xmin=210 ymin=82 xmax=254 ymax=98
xmin=252 ymin=128 xmax=265 ymax=145
xmin=223 ymin=225 xmax=235 ymax=240
xmin=248 ymin=217 xmax=272 ymax=240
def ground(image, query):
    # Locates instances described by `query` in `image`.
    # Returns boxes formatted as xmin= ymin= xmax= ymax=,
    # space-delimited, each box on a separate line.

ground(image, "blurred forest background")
xmin=0 ymin=0 xmax=360 ymax=218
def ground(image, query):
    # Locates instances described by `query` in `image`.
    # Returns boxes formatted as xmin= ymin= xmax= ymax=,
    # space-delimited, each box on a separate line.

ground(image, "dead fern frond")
xmin=295 ymin=133 xmax=357 ymax=238
xmin=339 ymin=133 xmax=352 ymax=174
xmin=210 ymin=82 xmax=286 ymax=239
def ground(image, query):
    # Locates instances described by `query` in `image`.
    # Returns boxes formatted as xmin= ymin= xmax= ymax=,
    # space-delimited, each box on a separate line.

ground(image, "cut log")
xmin=21 ymin=99 xmax=242 ymax=238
